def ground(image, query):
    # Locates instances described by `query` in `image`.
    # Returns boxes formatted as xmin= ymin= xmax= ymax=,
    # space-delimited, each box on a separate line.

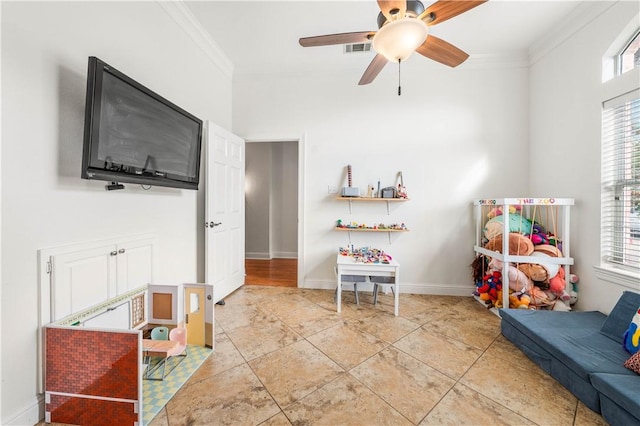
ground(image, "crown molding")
xmin=529 ymin=1 xmax=616 ymax=66
xmin=157 ymin=1 xmax=234 ymax=79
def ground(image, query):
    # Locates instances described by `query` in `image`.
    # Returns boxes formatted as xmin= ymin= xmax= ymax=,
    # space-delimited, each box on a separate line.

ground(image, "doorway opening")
xmin=244 ymin=140 xmax=300 ymax=287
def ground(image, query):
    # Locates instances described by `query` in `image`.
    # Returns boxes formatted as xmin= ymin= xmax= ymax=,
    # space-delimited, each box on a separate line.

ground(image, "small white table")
xmin=336 ymin=254 xmax=400 ymax=316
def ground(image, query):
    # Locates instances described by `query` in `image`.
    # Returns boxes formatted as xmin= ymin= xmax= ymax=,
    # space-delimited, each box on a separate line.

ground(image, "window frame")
xmin=616 ymin=28 xmax=640 ymax=76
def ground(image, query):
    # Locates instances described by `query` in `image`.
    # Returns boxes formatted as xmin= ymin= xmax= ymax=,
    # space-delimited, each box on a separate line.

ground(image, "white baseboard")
xmin=271 ymin=251 xmax=297 ymax=259
xmin=5 ymin=395 xmax=43 ymax=425
xmin=245 ymin=252 xmax=270 ymax=259
xmin=301 ymin=279 xmax=475 ymax=297
xmin=245 ymin=252 xmax=298 ymax=260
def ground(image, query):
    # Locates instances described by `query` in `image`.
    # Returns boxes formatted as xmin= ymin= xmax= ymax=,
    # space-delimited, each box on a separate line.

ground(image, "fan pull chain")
xmin=397 ymin=59 xmax=402 ymax=96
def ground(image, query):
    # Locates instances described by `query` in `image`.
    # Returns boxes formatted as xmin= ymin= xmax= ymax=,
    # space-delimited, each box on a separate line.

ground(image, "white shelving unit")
xmin=473 ymin=197 xmax=575 ymax=311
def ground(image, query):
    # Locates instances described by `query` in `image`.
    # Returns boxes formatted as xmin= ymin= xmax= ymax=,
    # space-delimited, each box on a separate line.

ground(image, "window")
xmin=601 ymin=90 xmax=640 ymax=273
xmin=617 ymin=29 xmax=640 ymax=76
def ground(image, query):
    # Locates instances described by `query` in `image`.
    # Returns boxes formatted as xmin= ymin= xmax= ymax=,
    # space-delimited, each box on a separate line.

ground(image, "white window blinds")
xmin=601 ymin=89 xmax=640 ymax=272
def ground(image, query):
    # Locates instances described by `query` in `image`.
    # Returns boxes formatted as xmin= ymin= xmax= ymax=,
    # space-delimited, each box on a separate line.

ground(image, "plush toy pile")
xmin=472 ymin=205 xmax=578 ymax=310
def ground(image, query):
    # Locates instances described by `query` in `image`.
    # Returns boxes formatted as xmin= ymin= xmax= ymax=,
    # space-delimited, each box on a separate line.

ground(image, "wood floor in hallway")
xmin=245 ymin=258 xmax=297 ymax=287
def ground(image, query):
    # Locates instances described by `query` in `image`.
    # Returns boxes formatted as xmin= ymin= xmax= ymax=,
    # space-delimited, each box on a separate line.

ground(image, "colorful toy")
xmin=476 ymin=271 xmax=502 ymax=305
xmin=484 ymin=232 xmax=534 ymax=256
xmin=510 ymin=292 xmax=531 ymax=309
xmin=623 ymin=307 xmax=640 ymax=354
xmin=487 ymin=205 xmax=522 ymax=219
xmin=488 ymin=257 xmax=533 ymax=293
xmin=548 ymin=266 xmax=571 ymax=301
xmin=484 ymin=213 xmax=532 ymax=241
xmin=568 ymin=273 xmax=579 ymax=304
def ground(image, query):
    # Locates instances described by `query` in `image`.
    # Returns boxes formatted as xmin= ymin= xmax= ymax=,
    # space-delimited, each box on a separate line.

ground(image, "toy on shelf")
xmin=336 ymin=219 xmax=408 ymax=231
xmin=339 ymin=246 xmax=392 ymax=264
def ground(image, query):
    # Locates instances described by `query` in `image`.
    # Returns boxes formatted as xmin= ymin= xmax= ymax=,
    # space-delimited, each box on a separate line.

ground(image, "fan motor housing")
xmin=377 ymin=0 xmax=425 ymax=28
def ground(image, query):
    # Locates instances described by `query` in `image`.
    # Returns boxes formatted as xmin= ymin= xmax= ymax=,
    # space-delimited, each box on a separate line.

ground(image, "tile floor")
xmin=143 ymin=285 xmax=609 ymax=426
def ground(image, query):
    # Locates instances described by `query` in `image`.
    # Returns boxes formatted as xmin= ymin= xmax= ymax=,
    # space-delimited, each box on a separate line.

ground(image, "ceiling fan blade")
xmin=299 ymin=31 xmax=375 ymax=47
xmin=377 ymin=0 xmax=407 ymax=22
xmin=416 ymin=35 xmax=469 ymax=67
xmin=359 ymin=54 xmax=388 ymax=85
xmin=418 ymin=0 xmax=486 ymax=26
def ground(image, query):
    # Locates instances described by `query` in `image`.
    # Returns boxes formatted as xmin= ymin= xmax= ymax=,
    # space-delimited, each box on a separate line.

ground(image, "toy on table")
xmin=338 ymin=246 xmax=392 ymax=264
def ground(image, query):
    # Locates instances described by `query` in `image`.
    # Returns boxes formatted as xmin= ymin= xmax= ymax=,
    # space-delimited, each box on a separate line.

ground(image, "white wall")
xmin=529 ymin=1 xmax=640 ymax=313
xmin=1 ymin=2 xmax=231 ymax=424
xmin=270 ymin=141 xmax=298 ymax=258
xmin=234 ymin=61 xmax=530 ymax=293
xmin=245 ymin=143 xmax=272 ymax=258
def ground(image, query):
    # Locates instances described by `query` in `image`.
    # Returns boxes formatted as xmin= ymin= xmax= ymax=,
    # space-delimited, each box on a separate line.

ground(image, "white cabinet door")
xmin=51 ymin=244 xmax=117 ymax=321
xmin=205 ymin=122 xmax=245 ymax=303
xmin=116 ymin=236 xmax=155 ymax=295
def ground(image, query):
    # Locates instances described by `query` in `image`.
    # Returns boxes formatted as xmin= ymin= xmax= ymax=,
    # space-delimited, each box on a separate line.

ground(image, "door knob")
xmin=211 ymin=222 xmax=222 ymax=227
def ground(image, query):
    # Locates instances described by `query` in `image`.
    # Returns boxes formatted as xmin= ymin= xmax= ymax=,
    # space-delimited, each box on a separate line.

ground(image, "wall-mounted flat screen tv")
xmin=81 ymin=56 xmax=203 ymax=190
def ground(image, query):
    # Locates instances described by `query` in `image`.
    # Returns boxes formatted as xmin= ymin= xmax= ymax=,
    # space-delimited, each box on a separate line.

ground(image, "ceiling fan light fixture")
xmin=372 ymin=17 xmax=428 ymax=62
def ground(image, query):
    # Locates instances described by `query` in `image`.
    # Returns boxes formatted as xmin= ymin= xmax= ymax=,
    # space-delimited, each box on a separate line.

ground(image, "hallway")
xmin=245 ymin=258 xmax=297 ymax=287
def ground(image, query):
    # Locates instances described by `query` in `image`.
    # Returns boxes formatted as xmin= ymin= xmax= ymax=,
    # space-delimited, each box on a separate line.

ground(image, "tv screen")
xmin=81 ymin=56 xmax=203 ymax=190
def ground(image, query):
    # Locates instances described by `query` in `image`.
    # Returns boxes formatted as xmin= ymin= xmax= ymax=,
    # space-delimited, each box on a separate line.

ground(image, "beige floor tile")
xmin=249 ymin=339 xmax=344 ymax=407
xmin=147 ymin=407 xmax=169 ymax=426
xmin=351 ymin=346 xmax=456 ymax=424
xmin=283 ymin=374 xmax=413 ymax=426
xmin=188 ymin=333 xmax=245 ymax=381
xmin=226 ymin=312 xmax=302 ymax=361
xmin=393 ymin=326 xmax=484 ymax=379
xmin=259 ymin=412 xmax=293 ymax=425
xmin=420 ymin=300 xmax=501 ymax=350
xmin=262 ymin=294 xmax=344 ymax=337
xmin=349 ymin=311 xmax=421 ymax=344
xmin=420 ymin=383 xmax=536 ymax=425
xmin=306 ymin=321 xmax=389 ymax=370
xmin=460 ymin=336 xmax=577 ymax=425
xmin=165 ymin=363 xmax=280 ymax=425
xmin=214 ymin=302 xmax=264 ymax=332
xmin=574 ymin=401 xmax=610 ymax=426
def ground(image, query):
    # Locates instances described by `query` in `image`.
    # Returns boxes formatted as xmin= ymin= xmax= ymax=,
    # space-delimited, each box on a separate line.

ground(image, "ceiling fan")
xmin=299 ymin=0 xmax=487 ymax=87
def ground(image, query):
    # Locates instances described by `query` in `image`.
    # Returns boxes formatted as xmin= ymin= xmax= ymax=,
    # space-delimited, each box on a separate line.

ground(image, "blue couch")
xmin=500 ymin=291 xmax=640 ymax=426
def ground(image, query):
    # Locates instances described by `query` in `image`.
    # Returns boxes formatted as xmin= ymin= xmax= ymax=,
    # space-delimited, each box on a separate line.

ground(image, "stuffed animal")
xmin=518 ymin=262 xmax=549 ymax=283
xmin=484 ymin=213 xmax=532 ymax=241
xmin=548 ymin=266 xmax=571 ymax=301
xmin=488 ymin=257 xmax=534 ymax=293
xmin=529 ymin=223 xmax=549 ymax=245
xmin=568 ymin=274 xmax=579 ymax=304
xmin=485 ymin=233 xmax=534 ymax=256
xmin=623 ymin=307 xmax=640 ymax=354
xmin=510 ymin=292 xmax=531 ymax=309
xmin=471 ymin=255 xmax=487 ymax=286
xmin=487 ymin=205 xmax=522 ymax=219
xmin=529 ymin=285 xmax=551 ymax=306
xmin=476 ymin=271 xmax=502 ymax=305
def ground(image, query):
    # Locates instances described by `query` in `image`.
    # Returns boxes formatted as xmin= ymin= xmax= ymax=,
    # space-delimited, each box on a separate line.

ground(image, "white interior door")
xmin=205 ymin=122 xmax=245 ymax=303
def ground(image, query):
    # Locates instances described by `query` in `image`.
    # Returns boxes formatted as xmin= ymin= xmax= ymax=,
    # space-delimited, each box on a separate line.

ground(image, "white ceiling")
xmin=184 ymin=1 xmax=583 ymax=75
